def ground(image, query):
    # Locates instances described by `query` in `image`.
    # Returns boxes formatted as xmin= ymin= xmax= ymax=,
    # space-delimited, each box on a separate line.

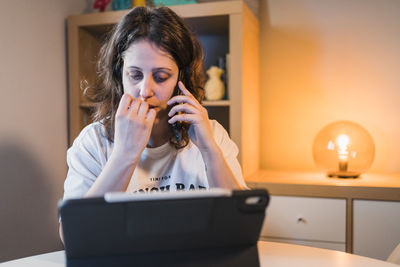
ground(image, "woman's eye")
xmin=154 ymin=73 xmax=169 ymax=83
xmin=129 ymin=72 xmax=143 ymax=81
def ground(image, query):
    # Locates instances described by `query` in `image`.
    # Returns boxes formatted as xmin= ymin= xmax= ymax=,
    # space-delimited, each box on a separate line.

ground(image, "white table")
xmin=1 ymin=241 xmax=398 ymax=267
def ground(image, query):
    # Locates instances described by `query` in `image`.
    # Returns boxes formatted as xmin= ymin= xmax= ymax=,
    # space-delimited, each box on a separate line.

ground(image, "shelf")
xmin=246 ymin=169 xmax=400 ymax=201
xmin=203 ymin=100 xmax=230 ymax=106
xmin=79 ymin=102 xmax=96 ymax=109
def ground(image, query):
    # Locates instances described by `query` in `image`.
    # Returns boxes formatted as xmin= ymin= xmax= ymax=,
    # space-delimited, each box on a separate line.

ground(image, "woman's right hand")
xmin=112 ymin=93 xmax=156 ymax=162
xmin=83 ymin=94 xmax=156 ymax=197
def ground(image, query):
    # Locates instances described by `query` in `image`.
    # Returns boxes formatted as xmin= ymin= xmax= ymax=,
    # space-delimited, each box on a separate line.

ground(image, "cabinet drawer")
xmin=353 ymin=200 xmax=400 ymax=260
xmin=261 ymin=196 xmax=346 ymax=243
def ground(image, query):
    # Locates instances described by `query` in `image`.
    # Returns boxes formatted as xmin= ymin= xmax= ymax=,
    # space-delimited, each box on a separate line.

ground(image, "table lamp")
xmin=312 ymin=121 xmax=375 ymax=178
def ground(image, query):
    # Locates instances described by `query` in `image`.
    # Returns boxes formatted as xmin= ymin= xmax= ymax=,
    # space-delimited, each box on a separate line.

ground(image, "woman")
xmin=63 ymin=6 xmax=247 ymax=201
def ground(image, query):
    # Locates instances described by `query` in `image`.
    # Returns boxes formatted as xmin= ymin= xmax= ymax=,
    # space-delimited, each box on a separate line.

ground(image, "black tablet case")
xmin=59 ymin=189 xmax=269 ymax=267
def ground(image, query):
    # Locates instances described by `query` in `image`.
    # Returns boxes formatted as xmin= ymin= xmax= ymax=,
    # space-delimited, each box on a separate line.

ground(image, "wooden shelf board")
xmin=203 ymin=100 xmax=230 ymax=106
xmin=246 ymin=170 xmax=400 ymax=188
xmin=79 ymin=102 xmax=96 ymax=109
xmin=246 ymin=170 xmax=400 ymax=201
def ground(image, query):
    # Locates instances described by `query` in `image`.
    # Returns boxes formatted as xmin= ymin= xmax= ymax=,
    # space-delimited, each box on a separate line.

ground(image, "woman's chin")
xmin=153 ymin=115 xmax=167 ymax=126
xmin=153 ymin=109 xmax=169 ymax=123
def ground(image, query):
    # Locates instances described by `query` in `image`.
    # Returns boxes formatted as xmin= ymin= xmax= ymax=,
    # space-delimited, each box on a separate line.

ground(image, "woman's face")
xmin=122 ymin=39 xmax=179 ymax=124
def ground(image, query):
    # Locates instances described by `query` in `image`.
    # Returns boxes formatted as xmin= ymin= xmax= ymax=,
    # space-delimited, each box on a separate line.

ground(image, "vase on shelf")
xmin=204 ymin=66 xmax=225 ymax=101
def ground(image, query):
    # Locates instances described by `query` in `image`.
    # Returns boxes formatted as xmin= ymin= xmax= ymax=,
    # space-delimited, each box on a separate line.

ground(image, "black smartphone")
xmin=172 ymin=71 xmax=183 ymax=143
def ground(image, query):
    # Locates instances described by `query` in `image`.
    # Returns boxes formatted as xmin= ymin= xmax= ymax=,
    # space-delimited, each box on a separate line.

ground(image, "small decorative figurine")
xmin=204 ymin=66 xmax=225 ymax=101
xmin=112 ymin=0 xmax=132 ymax=10
xmin=94 ymin=0 xmax=111 ymax=12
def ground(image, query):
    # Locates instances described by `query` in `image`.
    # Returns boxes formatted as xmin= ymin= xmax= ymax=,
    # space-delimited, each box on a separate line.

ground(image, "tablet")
xmin=59 ymin=189 xmax=269 ymax=267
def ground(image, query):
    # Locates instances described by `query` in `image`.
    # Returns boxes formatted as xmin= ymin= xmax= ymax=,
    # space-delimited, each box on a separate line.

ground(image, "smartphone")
xmin=172 ymin=71 xmax=183 ymax=143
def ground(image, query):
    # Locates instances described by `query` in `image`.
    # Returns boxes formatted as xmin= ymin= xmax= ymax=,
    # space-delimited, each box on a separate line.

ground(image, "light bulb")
xmin=336 ymin=134 xmax=349 ymax=172
xmin=312 ymin=121 xmax=375 ymax=178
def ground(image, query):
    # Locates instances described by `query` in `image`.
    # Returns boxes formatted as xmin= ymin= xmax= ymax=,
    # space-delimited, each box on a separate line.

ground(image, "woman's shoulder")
xmin=71 ymin=121 xmax=109 ymax=149
xmin=209 ymin=119 xmax=229 ymax=140
xmin=208 ymin=119 xmax=238 ymax=155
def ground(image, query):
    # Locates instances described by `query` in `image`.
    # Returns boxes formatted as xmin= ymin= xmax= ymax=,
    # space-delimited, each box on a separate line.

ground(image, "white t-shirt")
xmin=63 ymin=120 xmax=246 ymax=199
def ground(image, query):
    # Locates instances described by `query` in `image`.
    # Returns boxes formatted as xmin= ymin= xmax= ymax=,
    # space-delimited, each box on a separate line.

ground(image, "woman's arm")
xmin=198 ymin=144 xmax=245 ymax=189
xmin=85 ymin=94 xmax=156 ymax=197
xmin=168 ymin=82 xmax=245 ymax=190
xmin=83 ymin=152 xmax=139 ymax=197
xmin=60 ymin=95 xmax=156 ymax=243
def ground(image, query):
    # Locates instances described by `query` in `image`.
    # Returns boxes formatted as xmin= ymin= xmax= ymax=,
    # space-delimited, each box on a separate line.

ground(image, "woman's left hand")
xmin=167 ymin=81 xmax=216 ymax=151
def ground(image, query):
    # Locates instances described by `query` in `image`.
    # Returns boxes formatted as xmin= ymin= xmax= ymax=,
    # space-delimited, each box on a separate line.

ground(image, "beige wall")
xmin=0 ymin=0 xmax=85 ymax=262
xmin=259 ymin=0 xmax=400 ymax=173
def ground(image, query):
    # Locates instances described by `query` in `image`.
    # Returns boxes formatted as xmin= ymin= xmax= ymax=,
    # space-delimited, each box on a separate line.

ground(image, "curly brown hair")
xmin=85 ymin=6 xmax=205 ymax=149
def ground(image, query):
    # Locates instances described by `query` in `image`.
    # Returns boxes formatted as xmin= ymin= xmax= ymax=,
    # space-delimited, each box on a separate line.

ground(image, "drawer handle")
xmin=297 ymin=217 xmax=307 ymax=224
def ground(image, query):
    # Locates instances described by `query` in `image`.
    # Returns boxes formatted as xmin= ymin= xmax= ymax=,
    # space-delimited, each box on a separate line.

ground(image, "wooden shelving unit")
xmin=67 ymin=0 xmax=259 ymax=177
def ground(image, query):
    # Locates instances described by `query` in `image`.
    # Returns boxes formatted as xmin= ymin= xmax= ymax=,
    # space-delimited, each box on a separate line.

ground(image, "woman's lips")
xmin=148 ymin=105 xmax=160 ymax=112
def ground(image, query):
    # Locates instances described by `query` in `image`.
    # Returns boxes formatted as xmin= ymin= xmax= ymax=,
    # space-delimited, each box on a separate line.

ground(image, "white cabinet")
xmin=353 ymin=200 xmax=400 ymax=260
xmin=247 ymin=170 xmax=400 ymax=257
xmin=260 ymin=195 xmax=346 ymax=251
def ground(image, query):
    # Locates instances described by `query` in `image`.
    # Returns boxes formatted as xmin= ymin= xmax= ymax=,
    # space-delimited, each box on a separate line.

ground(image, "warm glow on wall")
xmin=259 ymin=0 xmax=400 ymax=173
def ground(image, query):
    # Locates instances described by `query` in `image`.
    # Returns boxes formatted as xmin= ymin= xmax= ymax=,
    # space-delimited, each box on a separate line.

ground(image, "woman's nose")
xmin=139 ymin=76 xmax=154 ymax=99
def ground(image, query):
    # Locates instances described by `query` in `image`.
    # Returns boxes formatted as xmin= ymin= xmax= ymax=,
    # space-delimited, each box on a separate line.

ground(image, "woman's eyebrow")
xmin=152 ymin=67 xmax=172 ymax=72
xmin=126 ymin=66 xmax=141 ymax=70
xmin=126 ymin=66 xmax=172 ymax=71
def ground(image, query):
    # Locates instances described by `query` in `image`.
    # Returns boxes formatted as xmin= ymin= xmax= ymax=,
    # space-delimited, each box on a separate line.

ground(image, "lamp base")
xmin=327 ymin=171 xmax=360 ymax=179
